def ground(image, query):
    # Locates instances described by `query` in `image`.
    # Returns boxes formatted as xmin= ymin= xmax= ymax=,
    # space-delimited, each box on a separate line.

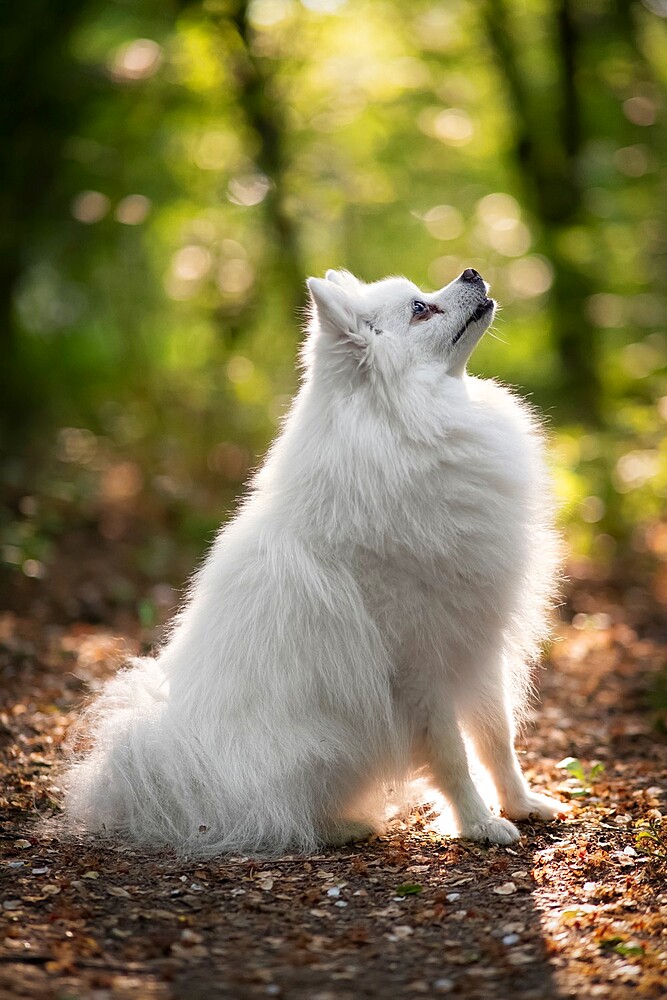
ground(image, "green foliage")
xmin=635 ymin=819 xmax=667 ymax=861
xmin=647 ymin=666 xmax=667 ymax=731
xmin=556 ymin=757 xmax=605 ymax=797
xmin=599 ymin=936 xmax=645 ymax=957
xmin=1 ymin=0 xmax=667 ymax=587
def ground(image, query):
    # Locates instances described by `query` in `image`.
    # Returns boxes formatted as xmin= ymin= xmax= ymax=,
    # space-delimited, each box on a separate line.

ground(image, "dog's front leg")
xmin=424 ymin=697 xmax=520 ymax=844
xmin=461 ymin=690 xmax=565 ymax=822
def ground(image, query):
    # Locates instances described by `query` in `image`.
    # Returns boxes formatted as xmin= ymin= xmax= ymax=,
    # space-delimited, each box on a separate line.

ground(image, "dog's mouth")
xmin=451 ymin=298 xmax=495 ymax=345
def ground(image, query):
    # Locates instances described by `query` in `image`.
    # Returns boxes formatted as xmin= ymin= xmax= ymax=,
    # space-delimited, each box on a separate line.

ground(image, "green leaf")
xmin=599 ymin=936 xmax=624 ymax=951
xmin=614 ymin=943 xmax=644 ymax=957
xmin=557 ymin=757 xmax=586 ymax=781
xmin=600 ymin=937 xmax=644 ymax=957
xmin=395 ymin=883 xmax=423 ymax=896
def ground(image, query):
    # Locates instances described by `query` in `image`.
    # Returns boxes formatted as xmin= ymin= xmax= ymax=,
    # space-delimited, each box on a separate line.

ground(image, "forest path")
xmin=1 ymin=581 xmax=666 ymax=1000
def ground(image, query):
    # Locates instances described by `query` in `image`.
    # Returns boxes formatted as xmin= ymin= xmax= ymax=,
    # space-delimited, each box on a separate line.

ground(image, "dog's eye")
xmin=411 ymin=300 xmax=428 ymax=317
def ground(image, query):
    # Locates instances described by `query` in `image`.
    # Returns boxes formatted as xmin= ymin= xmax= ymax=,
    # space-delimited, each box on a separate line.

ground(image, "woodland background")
xmin=1 ymin=0 xmax=666 ymax=620
xmin=2 ymin=5 xmax=667 ymax=998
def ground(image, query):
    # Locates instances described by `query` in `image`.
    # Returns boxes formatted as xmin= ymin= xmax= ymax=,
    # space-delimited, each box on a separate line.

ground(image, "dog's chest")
xmin=359 ymin=416 xmax=539 ymax=611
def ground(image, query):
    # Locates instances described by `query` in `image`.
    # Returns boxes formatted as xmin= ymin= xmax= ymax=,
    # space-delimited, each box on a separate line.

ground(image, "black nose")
xmin=460 ymin=268 xmax=482 ymax=283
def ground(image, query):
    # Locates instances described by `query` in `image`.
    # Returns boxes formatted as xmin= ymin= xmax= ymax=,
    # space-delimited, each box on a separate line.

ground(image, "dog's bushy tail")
xmin=64 ymin=657 xmax=187 ymax=844
xmin=62 ymin=652 xmax=387 ymax=857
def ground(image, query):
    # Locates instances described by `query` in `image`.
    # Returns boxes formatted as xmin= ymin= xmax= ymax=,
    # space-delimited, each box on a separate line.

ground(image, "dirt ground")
xmin=1 ymin=570 xmax=667 ymax=999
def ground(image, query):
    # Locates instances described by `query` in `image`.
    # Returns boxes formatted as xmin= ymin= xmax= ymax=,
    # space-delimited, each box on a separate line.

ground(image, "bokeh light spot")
xmin=477 ymin=193 xmax=521 ymax=225
xmin=71 ymin=191 xmax=110 ymax=224
xmin=22 ymin=559 xmax=45 ymax=579
xmin=227 ymin=356 xmax=255 ymax=384
xmin=614 ymin=450 xmax=660 ymax=492
xmin=173 ymin=245 xmax=212 ymax=281
xmin=109 ymin=39 xmax=163 ymax=82
xmin=428 ymin=256 xmax=464 ymax=288
xmin=228 ymin=174 xmax=272 ymax=206
xmin=101 ymin=461 xmax=143 ymax=502
xmin=300 ymin=0 xmax=346 ymax=12
xmin=193 ymin=131 xmax=241 ymax=171
xmin=581 ymin=496 xmax=606 ymax=524
xmin=475 ymin=193 xmax=531 ymax=256
xmin=622 ymin=95 xmax=657 ymax=126
xmin=57 ymin=427 xmax=97 ymax=464
xmin=422 ymin=205 xmax=465 ymax=241
xmin=249 ymin=0 xmax=294 ymax=27
xmin=217 ymin=259 xmax=254 ymax=297
xmin=507 ymin=256 xmax=554 ymax=297
xmin=621 ymin=341 xmax=662 ymax=379
xmin=165 ymin=246 xmax=211 ymax=300
xmin=585 ymin=294 xmax=626 ymax=328
xmin=433 ymin=108 xmax=474 ymax=146
xmin=613 ymin=145 xmax=650 ymax=177
xmin=115 ymin=194 xmax=151 ymax=225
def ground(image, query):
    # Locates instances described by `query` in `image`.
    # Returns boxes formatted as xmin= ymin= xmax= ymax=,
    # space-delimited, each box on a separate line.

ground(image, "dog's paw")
xmin=459 ymin=815 xmax=520 ymax=845
xmin=319 ymin=821 xmax=375 ymax=847
xmin=501 ymin=791 xmax=568 ymax=822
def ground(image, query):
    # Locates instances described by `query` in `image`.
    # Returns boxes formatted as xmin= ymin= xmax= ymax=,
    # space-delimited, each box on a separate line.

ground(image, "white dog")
xmin=65 ymin=267 xmax=563 ymax=855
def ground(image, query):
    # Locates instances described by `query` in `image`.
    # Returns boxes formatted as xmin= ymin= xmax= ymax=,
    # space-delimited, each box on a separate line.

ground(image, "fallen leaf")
xmin=107 ymin=886 xmax=131 ymax=898
xmin=493 ymin=882 xmax=517 ymax=895
xmin=507 ymin=950 xmax=536 ymax=966
xmin=390 ymin=925 xmax=414 ymax=939
xmin=395 ymin=883 xmax=423 ymax=896
xmin=180 ymin=929 xmax=203 ymax=945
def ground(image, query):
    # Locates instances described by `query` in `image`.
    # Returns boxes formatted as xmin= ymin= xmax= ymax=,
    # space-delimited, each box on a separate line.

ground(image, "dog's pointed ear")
xmin=307 ymin=276 xmax=367 ymax=351
xmin=325 ymin=268 xmax=362 ymax=290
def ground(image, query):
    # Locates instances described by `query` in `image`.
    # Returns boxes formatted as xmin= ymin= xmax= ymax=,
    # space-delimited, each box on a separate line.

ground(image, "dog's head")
xmin=305 ymin=268 xmax=496 ymax=387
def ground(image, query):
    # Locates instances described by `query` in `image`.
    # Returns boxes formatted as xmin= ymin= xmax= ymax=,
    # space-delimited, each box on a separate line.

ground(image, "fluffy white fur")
xmin=65 ymin=267 xmax=563 ymax=856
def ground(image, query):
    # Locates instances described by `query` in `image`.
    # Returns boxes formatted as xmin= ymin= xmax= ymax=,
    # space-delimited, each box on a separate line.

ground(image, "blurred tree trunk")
xmin=484 ymin=0 xmax=601 ymax=423
xmin=225 ymin=0 xmax=304 ymax=326
xmin=0 ymin=1 xmax=199 ymax=456
xmin=0 ymin=2 xmax=91 ymax=451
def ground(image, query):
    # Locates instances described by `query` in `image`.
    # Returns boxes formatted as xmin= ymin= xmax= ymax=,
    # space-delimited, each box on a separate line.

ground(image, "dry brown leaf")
xmin=107 ymin=885 xmax=131 ymax=898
